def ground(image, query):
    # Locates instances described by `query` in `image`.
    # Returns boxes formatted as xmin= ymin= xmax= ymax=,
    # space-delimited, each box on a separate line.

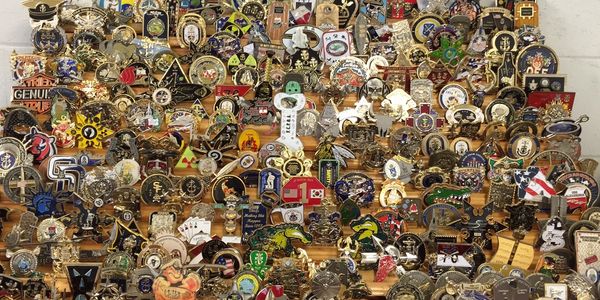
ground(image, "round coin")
xmin=526 ymin=273 xmax=554 ymax=298
xmin=141 ymin=174 xmax=174 ymax=205
xmin=397 ymin=270 xmax=435 ymax=299
xmin=475 ymin=270 xmax=503 ymax=286
xmin=202 ymin=239 xmax=229 ymax=262
xmin=434 ymin=270 xmax=471 ymax=290
xmin=386 ymin=282 xmax=425 ymax=300
xmin=189 ymin=55 xmax=227 ymax=87
xmin=179 ymin=175 xmax=205 ymax=204
xmin=212 ymin=175 xmax=246 ymax=204
xmin=581 ymin=207 xmax=600 ymax=226
xmin=3 ymin=166 xmax=42 ymax=204
xmin=9 ymin=249 xmax=38 ymax=277
xmin=311 ymin=271 xmax=341 ymax=299
xmin=154 ymin=234 xmax=189 ymax=264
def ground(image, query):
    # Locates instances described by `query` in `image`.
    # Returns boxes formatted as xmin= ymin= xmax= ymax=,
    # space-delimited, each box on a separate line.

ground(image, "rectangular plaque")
xmin=523 ymin=74 xmax=567 ymax=94
xmin=241 ymin=203 xmax=267 ymax=242
xmin=575 ymin=231 xmax=600 ymax=276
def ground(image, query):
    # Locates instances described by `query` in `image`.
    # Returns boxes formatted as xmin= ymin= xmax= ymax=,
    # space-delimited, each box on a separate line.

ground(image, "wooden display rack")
xmin=0 ymin=18 xmax=581 ymax=299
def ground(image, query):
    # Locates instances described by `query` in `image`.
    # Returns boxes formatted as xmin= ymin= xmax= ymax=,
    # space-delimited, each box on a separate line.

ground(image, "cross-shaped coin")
xmin=4 ymin=166 xmax=41 ymax=204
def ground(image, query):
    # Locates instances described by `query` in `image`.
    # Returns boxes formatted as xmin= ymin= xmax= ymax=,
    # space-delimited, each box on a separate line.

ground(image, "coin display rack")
xmin=1 ymin=0 xmax=599 ymax=299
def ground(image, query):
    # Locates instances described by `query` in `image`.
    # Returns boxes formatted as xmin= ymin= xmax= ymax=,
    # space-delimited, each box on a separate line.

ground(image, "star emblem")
xmin=69 ymin=113 xmax=114 ymax=149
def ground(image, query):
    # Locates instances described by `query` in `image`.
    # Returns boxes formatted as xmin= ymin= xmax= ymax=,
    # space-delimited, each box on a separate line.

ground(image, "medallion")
xmin=140 ymin=174 xmax=173 ymax=205
xmin=411 ymin=14 xmax=445 ymax=44
xmin=379 ymin=180 xmax=407 ymax=207
xmin=212 ymin=175 xmax=246 ymax=204
xmin=335 ymin=172 xmax=375 ymax=207
xmin=208 ymin=32 xmax=242 ymax=61
xmin=508 ymin=132 xmax=540 ymax=160
xmin=189 ymin=55 xmax=227 ymax=87
xmin=405 ymin=103 xmax=444 ymax=134
xmin=11 ymin=53 xmax=46 ymax=83
xmin=438 ymin=83 xmax=469 ymax=110
xmin=9 ymin=248 xmax=39 ymax=277
xmin=421 ymin=132 xmax=450 ymax=156
xmin=176 ymin=13 xmax=206 ymax=48
xmin=143 ymin=9 xmax=169 ymax=42
xmin=516 ymin=45 xmax=559 ymax=76
xmin=32 ymin=25 xmax=67 ymax=55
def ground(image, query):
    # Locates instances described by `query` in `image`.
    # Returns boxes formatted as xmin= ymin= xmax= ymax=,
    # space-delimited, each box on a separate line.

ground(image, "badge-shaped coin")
xmin=258 ymin=168 xmax=282 ymax=196
xmin=176 ymin=13 xmax=207 ymax=48
xmin=143 ymin=9 xmax=169 ymax=41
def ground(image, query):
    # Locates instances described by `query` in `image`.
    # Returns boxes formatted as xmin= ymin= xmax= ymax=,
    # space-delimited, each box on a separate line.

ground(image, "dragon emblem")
xmin=350 ymin=214 xmax=388 ymax=252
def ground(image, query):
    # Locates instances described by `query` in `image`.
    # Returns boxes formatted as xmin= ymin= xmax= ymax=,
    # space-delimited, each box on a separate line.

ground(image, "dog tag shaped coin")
xmin=274 ymin=92 xmax=306 ymax=152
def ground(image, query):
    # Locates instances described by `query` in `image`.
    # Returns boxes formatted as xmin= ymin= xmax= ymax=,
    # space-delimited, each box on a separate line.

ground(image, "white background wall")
xmin=2 ymin=1 xmax=599 ymax=162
